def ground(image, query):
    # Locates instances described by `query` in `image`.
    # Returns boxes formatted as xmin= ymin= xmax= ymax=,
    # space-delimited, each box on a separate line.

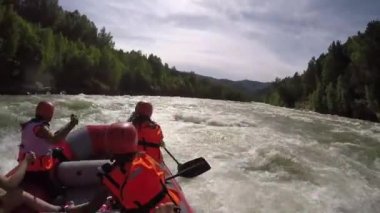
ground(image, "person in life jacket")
xmin=1 ymin=151 xmax=177 ymax=213
xmin=1 ymin=152 xmax=63 ymax=212
xmin=128 ymin=102 xmax=165 ymax=163
xmin=0 ymin=152 xmax=58 ymax=212
xmin=66 ymin=122 xmax=182 ymax=213
xmin=18 ymin=101 xmax=79 ymax=201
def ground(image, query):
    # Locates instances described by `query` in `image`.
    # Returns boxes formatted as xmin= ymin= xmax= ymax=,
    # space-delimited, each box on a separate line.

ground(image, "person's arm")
xmin=20 ymin=189 xmax=61 ymax=212
xmin=0 ymin=175 xmax=9 ymax=190
xmin=36 ymin=114 xmax=78 ymax=144
xmin=0 ymin=152 xmax=36 ymax=190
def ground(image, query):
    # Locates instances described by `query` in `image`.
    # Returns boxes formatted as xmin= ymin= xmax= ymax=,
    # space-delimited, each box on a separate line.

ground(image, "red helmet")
xmin=106 ymin=122 xmax=138 ymax=155
xmin=135 ymin=102 xmax=153 ymax=118
xmin=36 ymin=101 xmax=54 ymax=121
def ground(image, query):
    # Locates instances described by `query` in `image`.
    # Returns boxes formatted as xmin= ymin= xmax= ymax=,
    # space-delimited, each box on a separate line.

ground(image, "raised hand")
xmin=70 ymin=114 xmax=79 ymax=126
xmin=25 ymin=152 xmax=36 ymax=164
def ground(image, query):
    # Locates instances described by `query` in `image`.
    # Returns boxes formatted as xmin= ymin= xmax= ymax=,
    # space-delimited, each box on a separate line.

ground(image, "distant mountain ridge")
xmin=198 ymin=75 xmax=272 ymax=100
xmin=220 ymin=79 xmax=271 ymax=93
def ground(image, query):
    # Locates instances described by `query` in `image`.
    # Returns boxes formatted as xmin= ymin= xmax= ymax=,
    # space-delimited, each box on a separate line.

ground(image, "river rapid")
xmin=0 ymin=95 xmax=379 ymax=213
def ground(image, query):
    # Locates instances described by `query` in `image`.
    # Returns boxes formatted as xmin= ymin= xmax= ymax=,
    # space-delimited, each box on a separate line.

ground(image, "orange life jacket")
xmin=18 ymin=152 xmax=55 ymax=172
xmin=100 ymin=153 xmax=180 ymax=213
xmin=136 ymin=121 xmax=164 ymax=163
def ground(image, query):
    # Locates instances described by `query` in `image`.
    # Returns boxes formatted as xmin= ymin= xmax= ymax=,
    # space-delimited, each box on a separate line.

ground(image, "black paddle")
xmin=163 ymin=146 xmax=211 ymax=178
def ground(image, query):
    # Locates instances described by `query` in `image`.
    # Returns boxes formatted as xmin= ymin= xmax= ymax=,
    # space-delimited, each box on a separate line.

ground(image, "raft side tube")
xmin=54 ymin=160 xmax=108 ymax=187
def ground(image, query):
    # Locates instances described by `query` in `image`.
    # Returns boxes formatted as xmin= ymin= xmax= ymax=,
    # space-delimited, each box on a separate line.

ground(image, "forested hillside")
xmin=0 ymin=0 xmax=250 ymax=101
xmin=265 ymin=21 xmax=380 ymax=122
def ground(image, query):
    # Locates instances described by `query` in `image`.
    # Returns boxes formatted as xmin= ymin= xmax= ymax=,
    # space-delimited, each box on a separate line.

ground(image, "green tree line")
xmin=0 ymin=0 xmax=246 ymax=101
xmin=265 ymin=21 xmax=380 ymax=122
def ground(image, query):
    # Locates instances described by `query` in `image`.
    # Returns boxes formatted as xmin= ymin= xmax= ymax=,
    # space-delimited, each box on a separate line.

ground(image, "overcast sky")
xmin=60 ymin=0 xmax=380 ymax=82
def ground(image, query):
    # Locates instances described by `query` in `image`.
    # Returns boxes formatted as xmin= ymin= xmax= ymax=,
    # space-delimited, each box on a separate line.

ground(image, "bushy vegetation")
xmin=0 ymin=0 xmax=246 ymax=101
xmin=265 ymin=21 xmax=380 ymax=122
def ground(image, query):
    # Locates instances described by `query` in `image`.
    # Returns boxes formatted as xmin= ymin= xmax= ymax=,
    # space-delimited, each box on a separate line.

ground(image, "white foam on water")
xmin=1 ymin=95 xmax=380 ymax=212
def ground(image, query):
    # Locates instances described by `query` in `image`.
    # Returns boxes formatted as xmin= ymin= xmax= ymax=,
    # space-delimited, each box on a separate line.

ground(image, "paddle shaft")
xmin=166 ymin=163 xmax=196 ymax=181
xmin=163 ymin=146 xmax=182 ymax=166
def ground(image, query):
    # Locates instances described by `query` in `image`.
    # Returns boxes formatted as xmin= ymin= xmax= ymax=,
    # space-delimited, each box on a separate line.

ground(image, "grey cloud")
xmin=161 ymin=14 xmax=218 ymax=31
xmin=60 ymin=0 xmax=380 ymax=81
xmin=233 ymin=0 xmax=380 ymax=69
xmin=114 ymin=31 xmax=156 ymax=43
xmin=60 ymin=0 xmax=162 ymax=28
xmin=192 ymin=1 xmax=345 ymax=66
xmin=311 ymin=0 xmax=380 ymax=16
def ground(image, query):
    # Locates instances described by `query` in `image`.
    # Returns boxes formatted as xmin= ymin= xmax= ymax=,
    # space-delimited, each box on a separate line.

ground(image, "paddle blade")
xmin=178 ymin=157 xmax=211 ymax=178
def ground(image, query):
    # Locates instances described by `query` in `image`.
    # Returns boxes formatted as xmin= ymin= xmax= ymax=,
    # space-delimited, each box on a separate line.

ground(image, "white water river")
xmin=0 ymin=95 xmax=379 ymax=213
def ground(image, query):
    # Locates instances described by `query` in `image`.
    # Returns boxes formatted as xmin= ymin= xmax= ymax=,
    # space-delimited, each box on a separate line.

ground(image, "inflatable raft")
xmin=7 ymin=125 xmax=205 ymax=212
xmin=8 ymin=158 xmax=194 ymax=212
